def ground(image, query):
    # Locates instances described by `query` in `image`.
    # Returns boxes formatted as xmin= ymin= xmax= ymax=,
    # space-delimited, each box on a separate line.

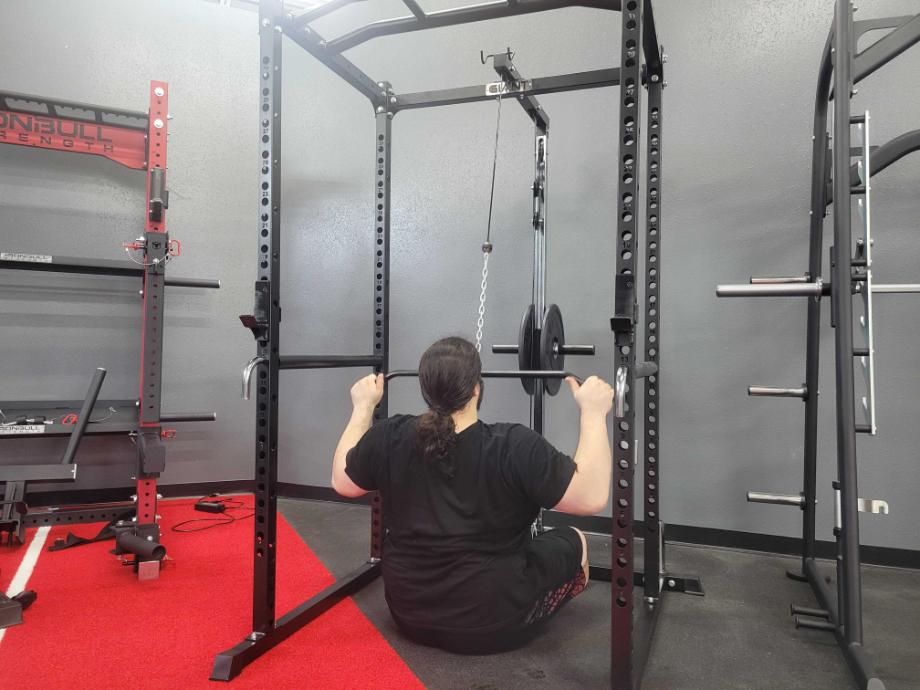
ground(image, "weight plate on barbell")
xmin=540 ymin=304 xmax=565 ymax=395
xmin=518 ymin=303 xmax=536 ymax=395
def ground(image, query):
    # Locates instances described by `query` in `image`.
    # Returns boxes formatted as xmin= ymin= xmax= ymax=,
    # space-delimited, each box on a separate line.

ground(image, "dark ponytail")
xmin=416 ymin=337 xmax=482 ymax=474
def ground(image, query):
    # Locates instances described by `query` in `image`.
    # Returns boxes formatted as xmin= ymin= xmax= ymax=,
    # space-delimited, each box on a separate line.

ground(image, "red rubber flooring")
xmin=0 ymin=497 xmax=423 ymax=690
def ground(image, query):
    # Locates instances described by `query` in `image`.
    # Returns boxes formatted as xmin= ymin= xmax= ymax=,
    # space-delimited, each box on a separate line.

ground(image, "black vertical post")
xmin=801 ymin=31 xmax=834 ymax=572
xmin=532 ymin=130 xmax=547 ymax=438
xmin=533 ymin=377 xmax=545 ymax=435
xmin=642 ymin=79 xmax=662 ymax=600
xmin=252 ymin=0 xmax=283 ymax=632
xmin=831 ymin=0 xmax=863 ymax=646
xmin=612 ymin=1 xmax=643 ymax=687
xmin=371 ymin=83 xmax=393 ymax=560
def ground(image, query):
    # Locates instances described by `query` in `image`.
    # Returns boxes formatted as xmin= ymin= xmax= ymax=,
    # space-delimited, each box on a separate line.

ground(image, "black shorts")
xmin=392 ymin=527 xmax=587 ymax=655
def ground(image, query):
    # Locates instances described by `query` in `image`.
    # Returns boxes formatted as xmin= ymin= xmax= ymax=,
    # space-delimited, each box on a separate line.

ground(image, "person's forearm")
xmin=572 ymin=409 xmax=612 ymax=507
xmin=332 ymin=405 xmax=374 ymax=486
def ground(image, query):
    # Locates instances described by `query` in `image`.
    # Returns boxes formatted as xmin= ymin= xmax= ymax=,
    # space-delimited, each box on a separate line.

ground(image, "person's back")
xmin=331 ymin=336 xmax=614 ymax=653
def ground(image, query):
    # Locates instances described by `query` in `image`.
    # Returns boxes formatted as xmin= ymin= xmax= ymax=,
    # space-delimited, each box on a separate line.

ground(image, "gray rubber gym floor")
xmin=279 ymin=498 xmax=920 ymax=690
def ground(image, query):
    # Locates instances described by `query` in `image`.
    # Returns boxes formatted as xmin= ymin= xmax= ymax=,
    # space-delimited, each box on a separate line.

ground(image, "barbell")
xmin=385 ymin=369 xmax=584 ymax=385
xmin=386 ymin=304 xmax=595 ymax=394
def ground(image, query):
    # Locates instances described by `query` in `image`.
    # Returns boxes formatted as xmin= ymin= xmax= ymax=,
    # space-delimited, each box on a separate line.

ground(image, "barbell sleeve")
xmin=160 ymin=412 xmax=217 ymax=423
xmin=164 ymin=277 xmax=221 ymax=289
xmin=746 ymin=491 xmax=806 ymax=508
xmin=872 ymin=283 xmax=920 ymax=293
xmin=717 ymin=280 xmax=828 ymax=297
xmin=749 ymin=275 xmax=810 ymax=284
xmin=559 ymin=345 xmax=596 ymax=355
xmin=748 ymin=386 xmax=807 ymax=399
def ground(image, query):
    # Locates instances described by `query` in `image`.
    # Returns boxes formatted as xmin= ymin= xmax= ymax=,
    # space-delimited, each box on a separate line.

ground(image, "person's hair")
xmin=416 ymin=337 xmax=482 ymax=472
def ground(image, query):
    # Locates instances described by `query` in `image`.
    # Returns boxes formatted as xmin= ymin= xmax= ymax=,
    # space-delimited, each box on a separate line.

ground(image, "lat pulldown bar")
xmin=385 ymin=369 xmax=584 ymax=385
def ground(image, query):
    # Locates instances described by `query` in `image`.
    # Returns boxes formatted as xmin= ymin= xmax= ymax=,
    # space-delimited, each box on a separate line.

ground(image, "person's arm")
xmin=552 ymin=376 xmax=614 ymax=516
xmin=331 ymin=373 xmax=384 ymax=498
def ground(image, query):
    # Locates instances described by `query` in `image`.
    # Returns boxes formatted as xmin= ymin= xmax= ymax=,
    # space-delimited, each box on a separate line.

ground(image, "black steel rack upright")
xmin=215 ymin=2 xmax=698 ymax=687
xmin=717 ymin=3 xmax=920 ymax=687
xmin=0 ymin=84 xmax=219 ymax=579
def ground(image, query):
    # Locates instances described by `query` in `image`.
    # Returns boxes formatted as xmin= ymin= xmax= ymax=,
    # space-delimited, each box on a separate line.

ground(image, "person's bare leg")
xmin=572 ymin=527 xmax=589 ymax=585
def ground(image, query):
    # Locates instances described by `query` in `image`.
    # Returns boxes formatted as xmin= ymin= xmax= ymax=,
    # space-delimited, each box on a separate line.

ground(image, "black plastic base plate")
xmin=0 ymin=594 xmax=23 ymax=630
xmin=786 ymin=568 xmax=809 ymax=582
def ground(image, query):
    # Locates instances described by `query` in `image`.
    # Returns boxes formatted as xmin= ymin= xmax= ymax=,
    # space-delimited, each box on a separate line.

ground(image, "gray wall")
xmin=1 ymin=0 xmax=918 ymax=550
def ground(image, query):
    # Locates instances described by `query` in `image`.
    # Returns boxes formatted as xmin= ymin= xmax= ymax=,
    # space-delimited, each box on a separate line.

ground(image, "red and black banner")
xmin=0 ymin=109 xmax=147 ymax=169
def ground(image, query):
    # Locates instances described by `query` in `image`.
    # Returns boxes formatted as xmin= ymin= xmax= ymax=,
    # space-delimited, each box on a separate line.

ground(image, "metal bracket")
xmin=240 ymin=280 xmax=272 ymax=340
xmin=611 ymin=273 xmax=636 ymax=333
xmin=635 ymin=571 xmax=704 ymax=596
xmin=614 ymin=366 xmax=628 ymax=418
xmin=242 ymin=356 xmax=268 ymax=400
xmin=136 ymin=430 xmax=166 ymax=475
xmin=857 ymin=498 xmax=889 ymax=515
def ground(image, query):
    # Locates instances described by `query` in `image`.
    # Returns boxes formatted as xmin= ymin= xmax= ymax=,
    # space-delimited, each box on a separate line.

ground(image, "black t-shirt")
xmin=345 ymin=414 xmax=577 ymax=633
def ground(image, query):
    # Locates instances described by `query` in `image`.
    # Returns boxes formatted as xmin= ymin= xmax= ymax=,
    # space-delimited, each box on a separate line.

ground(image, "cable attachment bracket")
xmin=480 ymin=47 xmax=514 ymax=65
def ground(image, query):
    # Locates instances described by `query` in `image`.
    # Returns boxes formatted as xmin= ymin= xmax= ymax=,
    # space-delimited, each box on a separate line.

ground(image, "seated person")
xmin=332 ymin=336 xmax=614 ymax=654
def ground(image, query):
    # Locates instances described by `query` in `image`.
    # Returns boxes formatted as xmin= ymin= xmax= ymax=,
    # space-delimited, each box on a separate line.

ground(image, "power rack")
xmin=717 ymin=3 xmax=920 ymax=687
xmin=215 ymin=2 xmax=700 ymax=687
xmin=0 ymin=83 xmax=220 ymax=580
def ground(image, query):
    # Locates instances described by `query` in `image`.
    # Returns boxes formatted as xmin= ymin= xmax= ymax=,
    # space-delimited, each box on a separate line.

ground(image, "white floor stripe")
xmin=0 ymin=525 xmax=50 ymax=644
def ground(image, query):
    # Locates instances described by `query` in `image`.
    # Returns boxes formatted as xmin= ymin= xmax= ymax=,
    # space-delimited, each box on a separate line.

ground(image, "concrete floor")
xmin=279 ymin=498 xmax=920 ymax=690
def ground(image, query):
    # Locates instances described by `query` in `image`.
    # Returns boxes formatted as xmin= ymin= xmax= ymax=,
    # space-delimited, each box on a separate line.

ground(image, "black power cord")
xmin=171 ymin=494 xmax=254 ymax=533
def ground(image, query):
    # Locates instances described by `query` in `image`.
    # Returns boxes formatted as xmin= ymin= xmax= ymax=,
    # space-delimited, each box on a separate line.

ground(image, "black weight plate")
xmin=519 ymin=304 xmax=536 ymax=395
xmin=540 ymin=304 xmax=565 ymax=395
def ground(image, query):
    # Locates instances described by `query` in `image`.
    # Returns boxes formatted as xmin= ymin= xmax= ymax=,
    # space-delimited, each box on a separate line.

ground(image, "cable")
xmin=485 ymin=91 xmax=503 ymax=246
xmin=171 ymin=495 xmax=254 ymax=533
xmin=475 ymin=88 xmax=505 ymax=352
xmin=88 ymin=406 xmax=118 ymax=424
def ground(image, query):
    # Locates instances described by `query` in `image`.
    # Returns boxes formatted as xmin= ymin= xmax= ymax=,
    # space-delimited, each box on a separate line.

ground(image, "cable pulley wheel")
xmin=540 ymin=304 xmax=565 ymax=395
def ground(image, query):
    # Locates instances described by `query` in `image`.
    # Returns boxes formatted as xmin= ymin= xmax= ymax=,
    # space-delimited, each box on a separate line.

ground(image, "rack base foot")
xmin=210 ymin=560 xmax=381 ymax=681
